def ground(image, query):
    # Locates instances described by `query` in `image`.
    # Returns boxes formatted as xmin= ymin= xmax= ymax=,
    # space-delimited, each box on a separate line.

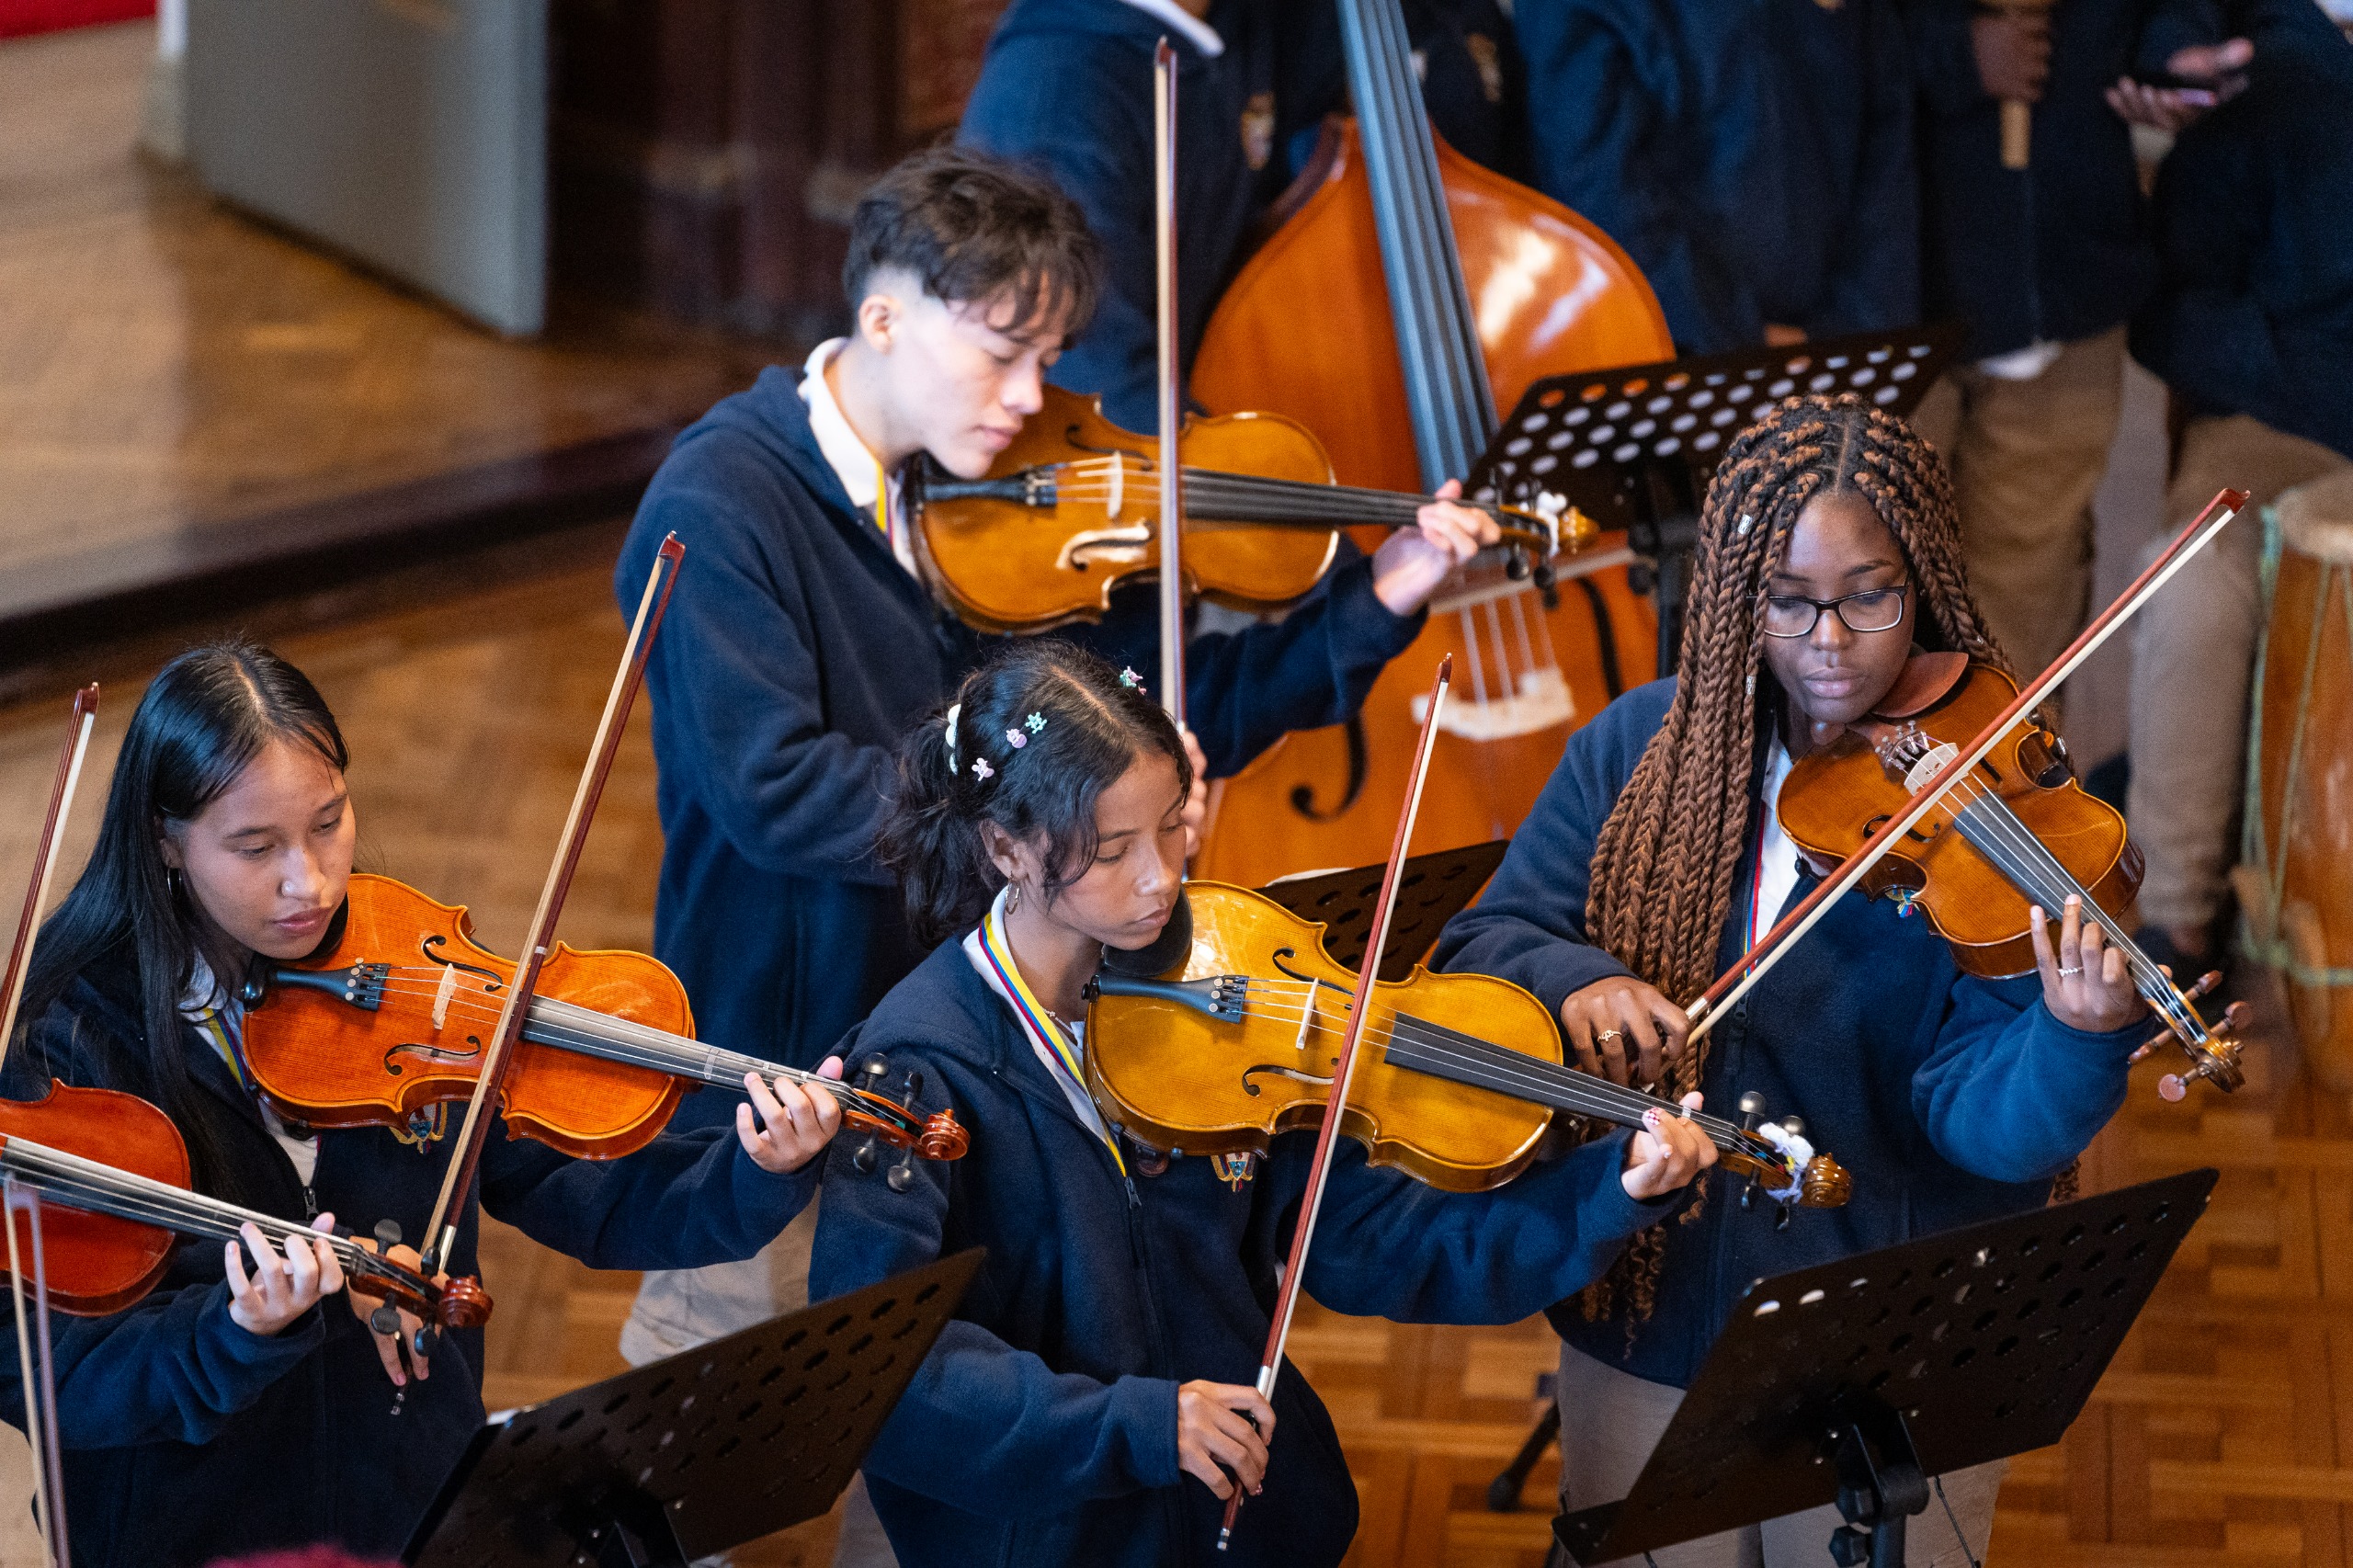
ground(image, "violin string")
xmin=1936 ymin=775 xmax=2200 ymax=1037
xmin=1047 ymin=464 xmax=1532 ymax=534
xmin=274 ymin=975 xmax=916 ymax=1128
xmin=1206 ymin=980 xmax=1755 ymax=1145
xmin=0 ymin=1143 xmax=424 ymax=1292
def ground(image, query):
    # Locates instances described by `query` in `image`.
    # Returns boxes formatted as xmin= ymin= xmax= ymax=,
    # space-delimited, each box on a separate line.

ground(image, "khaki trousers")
xmin=2126 ymin=415 xmax=2352 ymax=931
xmin=622 ymin=1199 xmax=900 ymax=1568
xmin=1550 ymin=1343 xmax=2005 ymax=1568
xmin=1913 ymin=327 xmax=2128 ymax=682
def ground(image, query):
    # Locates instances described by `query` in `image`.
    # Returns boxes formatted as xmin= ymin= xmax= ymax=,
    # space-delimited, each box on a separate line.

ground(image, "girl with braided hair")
xmin=1437 ymin=394 xmax=2148 ymax=1564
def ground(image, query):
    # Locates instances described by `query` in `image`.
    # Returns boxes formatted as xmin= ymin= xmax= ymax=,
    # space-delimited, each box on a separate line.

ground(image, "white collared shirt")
xmin=798 ymin=337 xmax=917 ymax=576
xmin=1117 ymin=0 xmax=1223 ymax=57
xmin=962 ymin=886 xmax=1117 ymax=1147
xmin=1749 ymin=741 xmax=1802 ymax=946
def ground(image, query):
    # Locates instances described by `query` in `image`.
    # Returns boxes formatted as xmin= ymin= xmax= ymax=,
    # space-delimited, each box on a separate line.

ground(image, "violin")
xmin=239 ymin=875 xmax=968 ymax=1166
xmin=1085 ymin=879 xmax=1850 ymax=1208
xmin=1776 ymin=654 xmax=2248 ymax=1098
xmin=1681 ymin=488 xmax=2254 ymax=1102
xmin=908 ymin=383 xmax=1583 ymax=634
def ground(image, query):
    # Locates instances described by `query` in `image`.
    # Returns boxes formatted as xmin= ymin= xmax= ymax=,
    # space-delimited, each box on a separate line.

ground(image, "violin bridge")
xmin=1108 ymin=451 xmax=1123 ymax=519
xmin=430 ymin=961 xmax=460 ymax=1031
xmin=1292 ymin=979 xmax=1321 ymax=1055
xmin=1901 ymin=740 xmax=1960 ymax=794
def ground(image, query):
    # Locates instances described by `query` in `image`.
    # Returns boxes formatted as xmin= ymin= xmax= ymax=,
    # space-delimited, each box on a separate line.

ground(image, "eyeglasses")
xmin=1759 ymin=584 xmax=1910 ymax=639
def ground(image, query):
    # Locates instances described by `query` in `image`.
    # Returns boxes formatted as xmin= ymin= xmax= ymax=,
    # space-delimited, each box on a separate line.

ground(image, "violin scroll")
xmin=1799 ymin=1153 xmax=1853 ymax=1209
xmin=916 ymin=1111 xmax=970 ymax=1162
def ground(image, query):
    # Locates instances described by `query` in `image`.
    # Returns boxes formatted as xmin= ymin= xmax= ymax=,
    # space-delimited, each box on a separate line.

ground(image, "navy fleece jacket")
xmin=2131 ymin=0 xmax=2353 ymax=460
xmin=1904 ymin=0 xmax=2223 ymax=358
xmin=1516 ymin=0 xmax=1918 ymax=354
xmin=0 ymin=957 xmax=814 ymax=1568
xmin=806 ymin=939 xmax=1669 ymax=1568
xmin=1435 ymin=680 xmax=2142 ymax=1386
xmin=617 ymin=369 xmax=1420 ymax=1088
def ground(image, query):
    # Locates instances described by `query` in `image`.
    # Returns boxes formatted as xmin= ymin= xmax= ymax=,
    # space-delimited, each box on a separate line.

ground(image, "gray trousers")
xmin=622 ymin=1198 xmax=899 ymax=1568
xmin=1551 ymin=1343 xmax=2004 ymax=1568
xmin=2126 ymin=414 xmax=2351 ymax=932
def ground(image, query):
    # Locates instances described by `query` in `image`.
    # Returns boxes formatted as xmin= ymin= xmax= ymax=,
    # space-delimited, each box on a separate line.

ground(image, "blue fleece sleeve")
xmin=623 ymin=472 xmax=901 ymax=886
xmin=810 ymin=1108 xmax=1180 ymax=1514
xmin=1518 ymin=2 xmax=1761 ymax=352
xmin=1910 ymin=975 xmax=2137 ymax=1184
xmin=1819 ymin=9 xmax=1921 ymax=336
xmin=961 ymin=38 xmax=1161 ymax=430
xmin=1079 ymin=553 xmax=1424 ymax=778
xmin=1432 ymin=684 xmax=1672 ymax=1013
xmin=1902 ymin=0 xmax=1994 ymax=119
xmin=2 ymin=1280 xmax=321 ymax=1450
xmin=478 ymin=1118 xmax=815 ymax=1270
xmin=1300 ymin=1132 xmax=1666 ymax=1324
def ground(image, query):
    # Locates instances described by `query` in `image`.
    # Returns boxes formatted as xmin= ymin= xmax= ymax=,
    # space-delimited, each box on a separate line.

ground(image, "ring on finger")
xmin=2057 ymin=965 xmax=2082 ymax=977
xmin=1595 ymin=1028 xmax=1624 ymax=1046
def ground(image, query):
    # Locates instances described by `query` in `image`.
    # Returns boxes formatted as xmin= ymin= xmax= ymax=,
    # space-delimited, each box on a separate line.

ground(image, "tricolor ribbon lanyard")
xmin=873 ymin=453 xmax=903 ymax=564
xmin=975 ymin=905 xmax=1128 ymax=1179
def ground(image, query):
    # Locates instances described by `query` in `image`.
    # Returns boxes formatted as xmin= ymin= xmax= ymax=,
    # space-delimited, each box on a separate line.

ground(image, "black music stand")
xmin=1258 ymin=839 xmax=1506 ymax=981
xmin=1466 ymin=324 xmax=1967 ymax=677
xmin=1552 ymin=1169 xmax=2215 ymax=1567
xmin=403 ymin=1249 xmax=982 ymax=1568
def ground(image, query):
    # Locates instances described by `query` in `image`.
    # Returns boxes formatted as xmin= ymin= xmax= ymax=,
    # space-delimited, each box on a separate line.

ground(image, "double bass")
xmin=1190 ymin=0 xmax=1674 ymax=881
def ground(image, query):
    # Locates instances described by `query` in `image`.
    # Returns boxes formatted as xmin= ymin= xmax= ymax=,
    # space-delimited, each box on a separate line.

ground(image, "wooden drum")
xmin=2243 ymin=471 xmax=2353 ymax=1090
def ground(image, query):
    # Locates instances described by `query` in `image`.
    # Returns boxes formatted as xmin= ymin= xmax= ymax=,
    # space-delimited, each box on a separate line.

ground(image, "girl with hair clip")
xmin=1436 ymin=393 xmax=2151 ymax=1565
xmin=807 ymin=639 xmax=1716 ymax=1568
xmin=0 ymin=641 xmax=840 ymax=1568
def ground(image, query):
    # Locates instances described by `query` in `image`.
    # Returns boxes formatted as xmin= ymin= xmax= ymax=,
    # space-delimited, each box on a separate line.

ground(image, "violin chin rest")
xmin=1099 ymin=888 xmax=1195 ymax=980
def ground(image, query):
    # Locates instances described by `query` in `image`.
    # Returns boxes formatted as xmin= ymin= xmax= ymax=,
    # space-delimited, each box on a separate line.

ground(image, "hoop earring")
xmin=1006 ymin=882 xmax=1023 ymax=915
xmin=165 ymin=866 xmax=186 ymax=903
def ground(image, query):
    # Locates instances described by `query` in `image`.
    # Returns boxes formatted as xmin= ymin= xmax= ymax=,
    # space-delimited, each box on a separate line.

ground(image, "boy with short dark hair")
xmin=612 ymin=144 xmax=1494 ymax=1385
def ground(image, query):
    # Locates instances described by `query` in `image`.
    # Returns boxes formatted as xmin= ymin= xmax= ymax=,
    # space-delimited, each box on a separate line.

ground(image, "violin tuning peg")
xmin=858 ymin=1054 xmax=892 ymax=1088
xmin=886 ymin=1148 xmax=917 ymax=1194
xmin=413 ymin=1324 xmax=440 ymax=1360
xmin=852 ymin=1136 xmax=881 ymax=1176
xmin=369 ymin=1303 xmax=402 ymax=1336
xmin=1504 ymin=546 xmax=1530 ymax=582
xmin=1779 ymin=1115 xmax=1805 ymax=1139
xmin=901 ymin=1068 xmax=926 ymax=1104
xmin=374 ymin=1219 xmax=403 ymax=1250
xmin=1774 ymin=1204 xmax=1793 ymax=1233
xmin=1738 ymin=1092 xmax=1766 ymax=1126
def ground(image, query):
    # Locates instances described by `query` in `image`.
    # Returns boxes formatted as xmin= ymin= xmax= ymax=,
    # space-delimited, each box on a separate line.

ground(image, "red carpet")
xmin=0 ymin=0 xmax=153 ymax=40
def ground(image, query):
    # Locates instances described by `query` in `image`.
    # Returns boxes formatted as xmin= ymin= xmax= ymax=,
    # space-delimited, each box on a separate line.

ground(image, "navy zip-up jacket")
xmin=806 ymin=938 xmax=1672 ymax=1568
xmin=1904 ymin=0 xmax=2222 ymax=358
xmin=961 ymin=0 xmax=1529 ymax=430
xmin=616 ymin=369 xmax=1420 ymax=1092
xmin=1515 ymin=0 xmax=1919 ymax=355
xmin=0 ymin=956 xmax=815 ymax=1568
xmin=2131 ymin=0 xmax=2353 ymax=461
xmin=1435 ymin=680 xmax=2142 ymax=1386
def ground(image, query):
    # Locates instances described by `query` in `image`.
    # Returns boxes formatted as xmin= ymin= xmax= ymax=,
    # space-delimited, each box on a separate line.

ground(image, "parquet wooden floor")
xmin=0 ymin=540 xmax=2341 ymax=1567
xmin=0 ymin=21 xmax=771 ymax=618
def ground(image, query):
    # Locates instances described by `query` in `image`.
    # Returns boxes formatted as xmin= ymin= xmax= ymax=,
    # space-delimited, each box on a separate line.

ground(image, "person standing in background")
xmin=1512 ymin=0 xmax=1918 ymax=355
xmin=1905 ymin=0 xmax=2246 ymax=680
xmin=2124 ymin=0 xmax=2353 ymax=976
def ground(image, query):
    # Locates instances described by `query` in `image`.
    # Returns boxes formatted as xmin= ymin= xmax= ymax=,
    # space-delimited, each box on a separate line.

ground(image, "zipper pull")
xmin=301 ymin=1184 xmax=319 ymax=1221
xmin=1123 ymin=1175 xmax=1142 ymax=1210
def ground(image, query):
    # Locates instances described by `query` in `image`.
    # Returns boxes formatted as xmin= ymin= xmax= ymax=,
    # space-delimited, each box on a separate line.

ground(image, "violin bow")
xmin=1154 ymin=37 xmax=1187 ymax=732
xmin=1220 ymin=654 xmax=1453 ymax=1552
xmin=0 ymin=682 xmax=97 ymax=1568
xmin=1683 ymin=486 xmax=2251 ymax=1047
xmin=417 ymin=535 xmax=686 ymax=1272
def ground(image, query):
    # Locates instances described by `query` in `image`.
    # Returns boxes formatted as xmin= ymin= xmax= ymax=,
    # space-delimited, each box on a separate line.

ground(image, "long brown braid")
xmin=1579 ymin=393 xmax=2011 ymax=1327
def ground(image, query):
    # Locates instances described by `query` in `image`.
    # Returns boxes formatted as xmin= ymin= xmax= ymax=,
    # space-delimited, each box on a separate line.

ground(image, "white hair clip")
xmin=943 ymin=702 xmax=962 ymax=766
xmin=1736 ymin=513 xmax=1755 ymax=537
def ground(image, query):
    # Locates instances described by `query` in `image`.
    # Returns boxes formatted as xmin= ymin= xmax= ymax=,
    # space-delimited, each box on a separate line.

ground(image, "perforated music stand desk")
xmin=1553 ymin=1169 xmax=2216 ymax=1567
xmin=404 ymin=1249 xmax=982 ymax=1568
xmin=1259 ymin=839 xmax=1506 ymax=982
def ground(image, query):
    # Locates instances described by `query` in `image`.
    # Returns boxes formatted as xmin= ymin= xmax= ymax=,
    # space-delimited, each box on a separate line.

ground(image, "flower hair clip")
xmin=1006 ymin=727 xmax=1027 ymax=749
xmin=972 ymin=757 xmax=995 ymax=781
xmin=1119 ymin=668 xmax=1143 ymax=691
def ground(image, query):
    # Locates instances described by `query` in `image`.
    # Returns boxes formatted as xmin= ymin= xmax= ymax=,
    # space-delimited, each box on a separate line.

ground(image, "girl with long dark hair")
xmin=808 ymin=639 xmax=1716 ymax=1568
xmin=0 ymin=641 xmax=841 ymax=1568
xmin=1437 ymin=395 xmax=2150 ymax=1564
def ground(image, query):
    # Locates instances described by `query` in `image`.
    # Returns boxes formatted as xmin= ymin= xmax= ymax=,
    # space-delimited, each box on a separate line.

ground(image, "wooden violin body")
xmin=1777 ymin=661 xmax=2142 ymax=979
xmin=1086 ymin=882 xmax=1850 ymax=1206
xmin=0 ymin=1083 xmax=184 ymax=1315
xmin=1087 ymin=881 xmax=1555 ymax=1192
xmin=241 ymin=875 xmax=967 ymax=1164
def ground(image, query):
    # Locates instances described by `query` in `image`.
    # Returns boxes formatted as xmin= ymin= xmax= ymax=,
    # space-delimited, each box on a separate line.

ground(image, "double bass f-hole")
xmin=1288 ymin=715 xmax=1370 ymax=822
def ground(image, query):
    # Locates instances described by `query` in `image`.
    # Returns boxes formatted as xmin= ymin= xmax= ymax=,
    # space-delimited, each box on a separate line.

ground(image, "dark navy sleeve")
xmin=478 ymin=1118 xmax=816 ymax=1271
xmin=1902 ymin=0 xmax=1991 ymax=119
xmin=1297 ymin=1132 xmax=1667 ymax=1324
xmin=961 ymin=36 xmax=1162 ymax=431
xmin=808 ymin=1059 xmax=1182 ymax=1516
xmin=1517 ymin=2 xmax=1760 ymax=353
xmin=1818 ymin=9 xmax=1920 ymax=336
xmin=1432 ymin=681 xmax=1674 ymax=1013
xmin=1079 ymin=553 xmax=1425 ymax=778
xmin=1909 ymin=976 xmax=2138 ymax=1184
xmin=4 ymin=1280 xmax=323 ymax=1450
xmin=624 ymin=465 xmax=899 ymax=887
xmin=2129 ymin=102 xmax=2272 ymax=416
